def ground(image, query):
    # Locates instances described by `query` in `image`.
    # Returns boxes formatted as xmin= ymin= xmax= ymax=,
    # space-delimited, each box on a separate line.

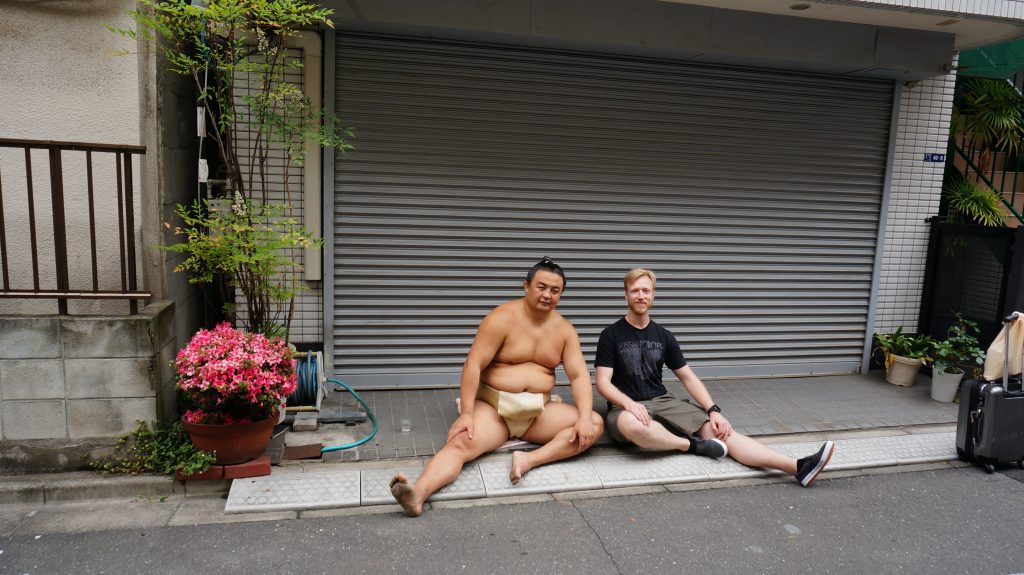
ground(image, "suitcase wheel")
xmin=956 ymin=447 xmax=967 ymax=462
xmin=1018 ymin=460 xmax=1023 ymax=470
xmin=984 ymin=463 xmax=996 ymax=474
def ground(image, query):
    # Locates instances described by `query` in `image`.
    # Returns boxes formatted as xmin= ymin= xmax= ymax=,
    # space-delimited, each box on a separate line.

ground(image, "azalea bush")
xmin=176 ymin=323 xmax=297 ymax=424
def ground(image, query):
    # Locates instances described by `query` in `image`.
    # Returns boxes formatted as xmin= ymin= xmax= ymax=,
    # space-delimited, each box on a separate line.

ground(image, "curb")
xmin=0 ymin=473 xmax=175 ymax=505
xmin=0 ymin=424 xmax=958 ymax=507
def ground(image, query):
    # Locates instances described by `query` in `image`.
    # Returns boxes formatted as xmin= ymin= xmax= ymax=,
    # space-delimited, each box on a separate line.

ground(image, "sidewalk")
xmin=336 ymin=371 xmax=959 ymax=462
xmin=0 ymin=371 xmax=966 ymax=530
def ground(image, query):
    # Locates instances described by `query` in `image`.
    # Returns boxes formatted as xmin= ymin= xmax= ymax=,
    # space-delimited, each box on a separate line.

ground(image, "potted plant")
xmin=874 ymin=327 xmax=934 ymax=387
xmin=175 ymin=323 xmax=297 ymax=464
xmin=930 ymin=314 xmax=986 ymax=402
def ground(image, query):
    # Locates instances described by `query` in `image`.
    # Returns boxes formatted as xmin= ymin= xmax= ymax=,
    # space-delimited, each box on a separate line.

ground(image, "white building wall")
xmin=0 ymin=2 xmax=138 ymax=142
xmin=830 ymin=0 xmax=1024 ymax=20
xmin=874 ymin=62 xmax=957 ymax=333
xmin=0 ymin=1 xmax=142 ymax=315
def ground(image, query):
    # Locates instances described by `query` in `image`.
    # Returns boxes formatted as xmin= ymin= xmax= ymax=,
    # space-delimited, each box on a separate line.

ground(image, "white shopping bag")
xmin=982 ymin=312 xmax=1024 ymax=382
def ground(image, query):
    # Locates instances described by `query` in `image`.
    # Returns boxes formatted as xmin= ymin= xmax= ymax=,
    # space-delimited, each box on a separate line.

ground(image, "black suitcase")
xmin=955 ymin=314 xmax=1024 ymax=473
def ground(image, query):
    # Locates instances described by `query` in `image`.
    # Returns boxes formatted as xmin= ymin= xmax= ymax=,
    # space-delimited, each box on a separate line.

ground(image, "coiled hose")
xmin=289 ymin=352 xmax=321 ymax=406
xmin=288 ymin=351 xmax=378 ymax=452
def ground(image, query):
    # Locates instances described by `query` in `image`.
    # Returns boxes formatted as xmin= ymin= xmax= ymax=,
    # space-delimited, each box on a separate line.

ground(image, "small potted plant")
xmin=874 ymin=327 xmax=934 ymax=386
xmin=175 ymin=323 xmax=297 ymax=464
xmin=930 ymin=314 xmax=985 ymax=402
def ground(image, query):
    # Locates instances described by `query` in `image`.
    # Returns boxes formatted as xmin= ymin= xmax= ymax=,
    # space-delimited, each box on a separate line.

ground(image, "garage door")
xmin=332 ymin=33 xmax=893 ymax=387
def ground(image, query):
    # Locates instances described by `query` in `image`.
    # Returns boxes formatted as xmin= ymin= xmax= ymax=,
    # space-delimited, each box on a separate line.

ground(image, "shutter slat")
xmin=333 ymin=34 xmax=892 ymax=386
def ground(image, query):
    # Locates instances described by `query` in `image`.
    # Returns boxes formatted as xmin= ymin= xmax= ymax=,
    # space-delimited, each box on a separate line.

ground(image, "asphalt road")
xmin=2 ymin=466 xmax=1023 ymax=575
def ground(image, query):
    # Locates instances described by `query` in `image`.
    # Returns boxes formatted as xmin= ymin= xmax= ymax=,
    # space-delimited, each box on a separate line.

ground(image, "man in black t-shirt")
xmin=595 ymin=268 xmax=835 ymax=487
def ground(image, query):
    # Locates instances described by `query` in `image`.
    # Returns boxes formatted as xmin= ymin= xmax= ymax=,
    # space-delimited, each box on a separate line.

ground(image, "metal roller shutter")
xmin=333 ymin=34 xmax=893 ymax=388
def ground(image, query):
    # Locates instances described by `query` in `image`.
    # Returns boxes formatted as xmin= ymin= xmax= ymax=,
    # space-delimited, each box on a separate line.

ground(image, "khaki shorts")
xmin=476 ymin=383 xmax=551 ymax=439
xmin=606 ymin=393 xmax=708 ymax=444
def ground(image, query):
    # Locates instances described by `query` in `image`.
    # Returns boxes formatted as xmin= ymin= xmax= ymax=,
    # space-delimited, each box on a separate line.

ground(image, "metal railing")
xmin=0 ymin=138 xmax=150 ymax=314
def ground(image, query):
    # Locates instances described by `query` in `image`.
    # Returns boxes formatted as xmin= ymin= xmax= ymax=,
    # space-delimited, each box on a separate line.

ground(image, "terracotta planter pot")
xmin=886 ymin=354 xmax=923 ymax=387
xmin=182 ymin=413 xmax=277 ymax=465
xmin=931 ymin=368 xmax=965 ymax=402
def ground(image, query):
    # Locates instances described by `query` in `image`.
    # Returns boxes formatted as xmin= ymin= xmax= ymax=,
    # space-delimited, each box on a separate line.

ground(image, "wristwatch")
xmin=705 ymin=404 xmax=722 ymax=415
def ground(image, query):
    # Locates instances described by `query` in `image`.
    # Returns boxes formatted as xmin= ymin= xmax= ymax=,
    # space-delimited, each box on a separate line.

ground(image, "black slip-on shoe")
xmin=691 ymin=437 xmax=728 ymax=459
xmin=795 ymin=440 xmax=835 ymax=487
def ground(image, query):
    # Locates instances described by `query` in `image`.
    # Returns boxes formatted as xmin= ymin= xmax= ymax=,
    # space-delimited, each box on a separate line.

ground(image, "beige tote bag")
xmin=982 ymin=312 xmax=1024 ymax=382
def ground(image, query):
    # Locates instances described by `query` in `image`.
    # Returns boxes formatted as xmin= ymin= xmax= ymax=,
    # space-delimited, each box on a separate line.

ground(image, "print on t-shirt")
xmin=618 ymin=338 xmax=665 ymax=389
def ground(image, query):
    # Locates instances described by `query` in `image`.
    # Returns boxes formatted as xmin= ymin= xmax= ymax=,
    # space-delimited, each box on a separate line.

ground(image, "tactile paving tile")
xmin=590 ymin=452 xmax=708 ymax=487
xmin=776 ymin=433 xmax=956 ymax=473
xmin=479 ymin=458 xmax=603 ymax=496
xmin=224 ymin=471 xmax=360 ymax=514
xmin=699 ymin=444 xmax=794 ymax=480
xmin=778 ymin=438 xmax=890 ymax=472
xmin=887 ymin=431 xmax=957 ymax=464
xmin=360 ymin=465 xmax=486 ymax=505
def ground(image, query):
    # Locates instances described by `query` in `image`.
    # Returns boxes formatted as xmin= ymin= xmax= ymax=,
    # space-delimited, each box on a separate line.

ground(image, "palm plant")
xmin=952 ymin=77 xmax=1024 ymax=162
xmin=943 ymin=175 xmax=1005 ymax=226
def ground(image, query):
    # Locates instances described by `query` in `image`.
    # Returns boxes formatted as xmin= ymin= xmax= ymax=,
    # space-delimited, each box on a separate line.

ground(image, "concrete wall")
xmin=0 ymin=0 xmax=202 ymax=339
xmin=0 ymin=0 xmax=143 ymax=316
xmin=0 ymin=302 xmax=177 ymax=473
xmin=137 ymin=10 xmax=206 ymax=351
xmin=324 ymin=0 xmax=956 ymax=80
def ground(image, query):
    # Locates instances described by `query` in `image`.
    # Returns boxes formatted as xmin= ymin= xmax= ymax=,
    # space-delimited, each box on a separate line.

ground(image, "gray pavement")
xmin=333 ymin=371 xmax=958 ymax=462
xmin=3 ymin=465 xmax=1024 ymax=574
xmin=0 ymin=370 xmax=973 ymax=527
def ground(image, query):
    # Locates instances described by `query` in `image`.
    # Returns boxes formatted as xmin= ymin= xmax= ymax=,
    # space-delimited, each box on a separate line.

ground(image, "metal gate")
xmin=332 ymin=33 xmax=894 ymax=387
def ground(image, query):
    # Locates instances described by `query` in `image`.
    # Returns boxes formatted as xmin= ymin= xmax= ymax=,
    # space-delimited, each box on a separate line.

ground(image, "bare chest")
xmin=493 ymin=326 xmax=564 ymax=368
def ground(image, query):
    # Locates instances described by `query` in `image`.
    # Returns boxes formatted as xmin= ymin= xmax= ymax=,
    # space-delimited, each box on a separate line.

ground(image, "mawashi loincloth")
xmin=476 ymin=383 xmax=551 ymax=438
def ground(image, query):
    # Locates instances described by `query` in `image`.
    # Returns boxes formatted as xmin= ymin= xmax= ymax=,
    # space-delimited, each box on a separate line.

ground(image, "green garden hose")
xmin=320 ymin=377 xmax=378 ymax=452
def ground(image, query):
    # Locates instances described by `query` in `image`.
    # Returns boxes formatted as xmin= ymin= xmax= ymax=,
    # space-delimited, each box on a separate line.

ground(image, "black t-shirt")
xmin=595 ymin=317 xmax=687 ymax=401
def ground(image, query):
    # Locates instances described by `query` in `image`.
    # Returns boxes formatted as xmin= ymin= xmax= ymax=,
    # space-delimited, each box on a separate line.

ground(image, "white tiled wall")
xmin=874 ymin=60 xmax=957 ymax=332
xmin=819 ymin=0 xmax=1024 ymax=19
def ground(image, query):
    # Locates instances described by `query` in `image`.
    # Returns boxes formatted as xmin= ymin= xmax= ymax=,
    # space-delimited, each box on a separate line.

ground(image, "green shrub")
xmin=932 ymin=313 xmax=985 ymax=374
xmin=91 ymin=421 xmax=215 ymax=476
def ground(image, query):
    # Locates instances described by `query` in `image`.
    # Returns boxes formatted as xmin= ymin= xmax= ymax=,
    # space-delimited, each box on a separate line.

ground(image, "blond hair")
xmin=623 ymin=268 xmax=656 ymax=290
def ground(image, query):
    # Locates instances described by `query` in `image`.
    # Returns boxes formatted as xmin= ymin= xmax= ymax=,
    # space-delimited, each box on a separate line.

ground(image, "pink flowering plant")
xmin=175 ymin=323 xmax=297 ymax=425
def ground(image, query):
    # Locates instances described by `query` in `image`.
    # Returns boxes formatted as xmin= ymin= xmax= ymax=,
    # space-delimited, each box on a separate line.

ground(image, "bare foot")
xmin=509 ymin=451 xmax=531 ymax=485
xmin=389 ymin=474 xmax=423 ymax=517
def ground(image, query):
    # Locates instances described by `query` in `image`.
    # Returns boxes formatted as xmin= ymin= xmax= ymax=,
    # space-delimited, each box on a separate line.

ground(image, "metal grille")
xmin=232 ymin=47 xmax=323 ymax=343
xmin=333 ymin=34 xmax=893 ymax=387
